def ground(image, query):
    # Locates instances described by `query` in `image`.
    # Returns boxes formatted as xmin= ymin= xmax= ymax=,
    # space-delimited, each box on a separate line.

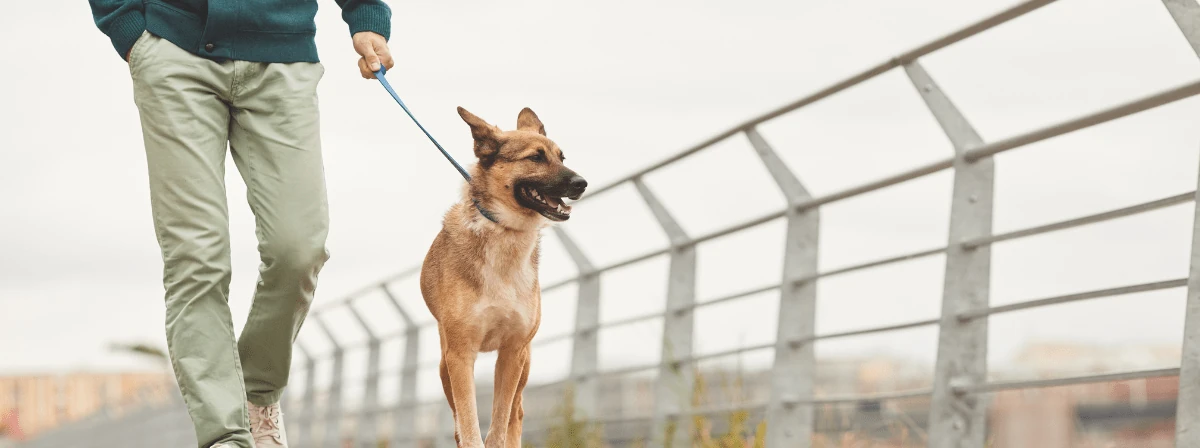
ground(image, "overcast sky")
xmin=4 ymin=0 xmax=1200 ymax=404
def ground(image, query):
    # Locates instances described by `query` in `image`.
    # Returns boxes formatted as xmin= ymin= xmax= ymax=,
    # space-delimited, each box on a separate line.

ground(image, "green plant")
xmin=531 ymin=366 xmax=935 ymax=447
xmin=541 ymin=386 xmax=604 ymax=448
xmin=689 ymin=369 xmax=766 ymax=447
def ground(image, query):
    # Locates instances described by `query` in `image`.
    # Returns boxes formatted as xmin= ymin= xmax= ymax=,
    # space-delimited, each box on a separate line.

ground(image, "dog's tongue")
xmin=546 ymin=196 xmax=571 ymax=215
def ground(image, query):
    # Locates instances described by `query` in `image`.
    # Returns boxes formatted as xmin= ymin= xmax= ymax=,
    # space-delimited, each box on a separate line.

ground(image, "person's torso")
xmin=157 ymin=0 xmax=319 ymax=35
xmin=144 ymin=0 xmax=324 ymax=63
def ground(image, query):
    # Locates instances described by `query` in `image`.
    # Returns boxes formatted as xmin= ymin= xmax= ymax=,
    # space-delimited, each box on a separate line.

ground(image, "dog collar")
xmin=473 ymin=198 xmax=500 ymax=224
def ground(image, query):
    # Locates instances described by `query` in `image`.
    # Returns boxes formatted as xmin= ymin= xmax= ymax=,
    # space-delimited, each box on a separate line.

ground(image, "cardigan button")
xmin=204 ymin=43 xmax=215 ymax=52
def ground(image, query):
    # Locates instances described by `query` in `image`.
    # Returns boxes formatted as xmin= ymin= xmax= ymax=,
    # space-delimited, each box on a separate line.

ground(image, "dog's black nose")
xmin=569 ymin=176 xmax=588 ymax=191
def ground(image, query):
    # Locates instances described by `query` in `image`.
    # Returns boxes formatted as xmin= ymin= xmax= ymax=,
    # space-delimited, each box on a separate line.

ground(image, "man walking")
xmin=88 ymin=1 xmax=394 ymax=447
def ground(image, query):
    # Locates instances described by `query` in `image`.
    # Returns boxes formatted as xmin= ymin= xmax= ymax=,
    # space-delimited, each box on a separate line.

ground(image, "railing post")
xmin=315 ymin=316 xmax=346 ymax=448
xmin=382 ymin=285 xmax=422 ymax=447
xmin=1161 ymin=1 xmax=1200 ymax=444
xmin=745 ymin=127 xmax=819 ymax=447
xmin=1163 ymin=0 xmax=1200 ymax=58
xmin=905 ymin=60 xmax=994 ymax=448
xmin=552 ymin=226 xmax=602 ymax=418
xmin=1177 ymin=153 xmax=1200 ymax=446
xmin=635 ymin=178 xmax=696 ymax=447
xmin=293 ymin=342 xmax=317 ymax=448
xmin=347 ymin=304 xmax=381 ymax=447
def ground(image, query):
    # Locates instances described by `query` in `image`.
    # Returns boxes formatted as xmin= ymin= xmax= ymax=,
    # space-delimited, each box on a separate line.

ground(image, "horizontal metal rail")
xmin=533 ymin=370 xmax=1181 ymax=432
xmin=306 ymin=368 xmax=1182 ymax=444
xmin=793 ymin=388 xmax=934 ymax=406
xmin=962 ymin=80 xmax=1200 ymax=162
xmin=588 ymin=310 xmax=664 ymax=331
xmin=957 ymin=278 xmax=1187 ymax=321
xmin=801 ymin=247 xmax=948 ymax=283
xmin=522 ymin=401 xmax=772 ymax=433
xmin=962 ymin=368 xmax=1180 ymax=394
xmin=578 ymin=0 xmax=1060 ymax=200
xmin=547 ymin=155 xmax=1196 ymax=305
xmin=296 ymin=275 xmax=1184 ymax=400
xmin=962 ymin=191 xmax=1196 ymax=249
xmin=300 ymin=274 xmax=1187 ymax=406
xmin=543 ymin=188 xmax=1196 ymax=311
xmin=593 ymin=362 xmax=662 ymax=380
xmin=308 ymin=266 xmax=421 ymax=315
xmin=307 ymin=368 xmax=1182 ymax=423
xmin=789 ymin=318 xmax=943 ymax=349
xmin=699 ymin=283 xmax=786 ymax=308
xmin=523 ymin=369 xmax=1181 ymax=431
xmin=310 ymin=192 xmax=1197 ymax=351
xmin=668 ymin=343 xmax=777 ymax=368
xmin=529 ymin=331 xmax=576 ymax=346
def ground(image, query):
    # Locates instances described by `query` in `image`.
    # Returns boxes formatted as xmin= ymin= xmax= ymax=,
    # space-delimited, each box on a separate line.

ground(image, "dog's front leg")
xmin=504 ymin=346 xmax=531 ymax=448
xmin=485 ymin=346 xmax=528 ymax=448
xmin=445 ymin=350 xmax=483 ymax=447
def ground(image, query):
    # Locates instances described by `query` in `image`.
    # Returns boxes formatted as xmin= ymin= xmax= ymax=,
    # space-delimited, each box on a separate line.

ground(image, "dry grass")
xmin=529 ymin=369 xmax=936 ymax=448
xmin=532 ymin=386 xmax=604 ymax=448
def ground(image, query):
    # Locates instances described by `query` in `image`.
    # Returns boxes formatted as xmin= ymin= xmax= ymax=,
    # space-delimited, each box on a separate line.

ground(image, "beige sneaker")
xmin=248 ymin=401 xmax=288 ymax=448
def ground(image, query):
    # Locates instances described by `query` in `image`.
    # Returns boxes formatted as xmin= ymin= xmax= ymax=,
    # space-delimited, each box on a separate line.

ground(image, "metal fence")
xmin=17 ymin=0 xmax=1200 ymax=447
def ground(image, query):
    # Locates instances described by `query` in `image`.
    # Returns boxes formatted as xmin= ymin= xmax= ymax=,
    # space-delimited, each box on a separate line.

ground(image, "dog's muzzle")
xmin=564 ymin=175 xmax=587 ymax=200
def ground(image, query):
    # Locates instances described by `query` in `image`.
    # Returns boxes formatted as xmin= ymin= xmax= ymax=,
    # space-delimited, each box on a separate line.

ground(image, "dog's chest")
xmin=472 ymin=238 xmax=539 ymax=352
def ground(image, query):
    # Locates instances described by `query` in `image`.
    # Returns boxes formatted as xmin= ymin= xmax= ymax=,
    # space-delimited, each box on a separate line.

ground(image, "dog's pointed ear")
xmin=516 ymin=107 xmax=546 ymax=136
xmin=458 ymin=106 xmax=502 ymax=165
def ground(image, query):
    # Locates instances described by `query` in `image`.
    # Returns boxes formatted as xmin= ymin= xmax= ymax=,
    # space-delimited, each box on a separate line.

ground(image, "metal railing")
xmin=16 ymin=0 xmax=1200 ymax=447
xmin=276 ymin=1 xmax=1200 ymax=447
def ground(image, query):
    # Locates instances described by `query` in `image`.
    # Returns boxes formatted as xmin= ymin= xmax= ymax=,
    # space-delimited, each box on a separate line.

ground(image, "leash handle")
xmin=373 ymin=66 xmax=473 ymax=181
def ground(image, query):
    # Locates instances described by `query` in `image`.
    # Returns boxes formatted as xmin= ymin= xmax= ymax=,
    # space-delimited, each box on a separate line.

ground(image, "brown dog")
xmin=420 ymin=107 xmax=587 ymax=448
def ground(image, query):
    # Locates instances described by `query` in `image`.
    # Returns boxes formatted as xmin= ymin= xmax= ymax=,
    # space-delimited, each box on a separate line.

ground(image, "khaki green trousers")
xmin=128 ymin=31 xmax=329 ymax=448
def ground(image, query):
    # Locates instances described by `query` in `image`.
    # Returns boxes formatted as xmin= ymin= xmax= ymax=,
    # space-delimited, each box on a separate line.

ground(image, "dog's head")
xmin=459 ymin=106 xmax=586 ymax=222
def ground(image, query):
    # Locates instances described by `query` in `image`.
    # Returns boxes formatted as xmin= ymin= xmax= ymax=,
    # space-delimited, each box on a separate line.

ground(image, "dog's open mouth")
xmin=516 ymin=184 xmax=573 ymax=221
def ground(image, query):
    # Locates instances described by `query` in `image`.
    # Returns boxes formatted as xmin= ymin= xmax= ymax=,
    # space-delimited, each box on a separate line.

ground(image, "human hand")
xmin=352 ymin=31 xmax=394 ymax=79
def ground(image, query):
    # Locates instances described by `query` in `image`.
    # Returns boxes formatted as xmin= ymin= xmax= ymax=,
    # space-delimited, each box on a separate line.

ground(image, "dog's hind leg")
xmin=484 ymin=346 xmax=529 ymax=448
xmin=439 ymin=358 xmax=460 ymax=446
xmin=445 ymin=350 xmax=483 ymax=447
xmin=504 ymin=348 xmax=531 ymax=448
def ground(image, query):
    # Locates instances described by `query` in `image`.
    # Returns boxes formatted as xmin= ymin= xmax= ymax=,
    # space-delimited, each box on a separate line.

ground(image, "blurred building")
xmin=988 ymin=341 xmax=1181 ymax=448
xmin=0 ymin=372 xmax=174 ymax=440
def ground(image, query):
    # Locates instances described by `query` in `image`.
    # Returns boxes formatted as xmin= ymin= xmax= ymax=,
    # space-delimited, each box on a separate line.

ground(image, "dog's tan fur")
xmin=420 ymin=107 xmax=584 ymax=448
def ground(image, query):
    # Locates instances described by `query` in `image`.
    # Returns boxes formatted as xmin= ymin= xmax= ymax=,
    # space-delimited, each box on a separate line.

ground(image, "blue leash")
xmin=373 ymin=66 xmax=501 ymax=223
xmin=372 ymin=67 xmax=473 ymax=182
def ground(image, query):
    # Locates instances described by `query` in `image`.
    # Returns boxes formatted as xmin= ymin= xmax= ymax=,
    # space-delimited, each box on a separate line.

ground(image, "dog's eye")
xmin=527 ymin=153 xmax=546 ymax=163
